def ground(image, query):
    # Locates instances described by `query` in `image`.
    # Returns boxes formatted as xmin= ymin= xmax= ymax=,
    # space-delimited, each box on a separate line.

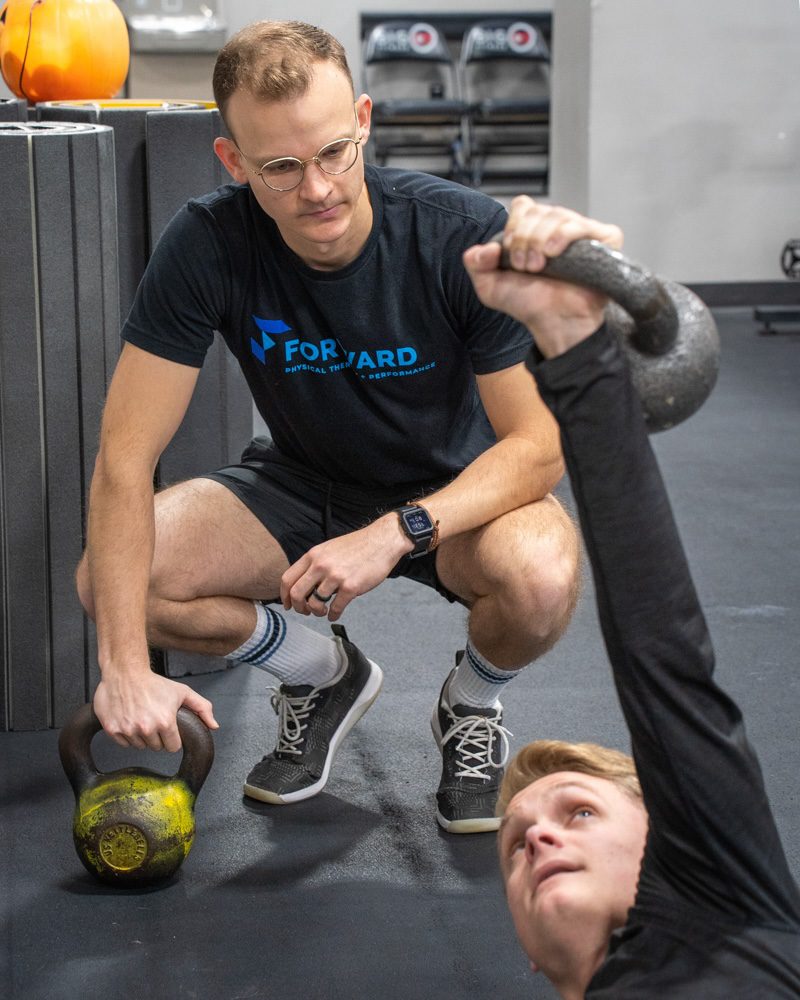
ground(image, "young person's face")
xmin=499 ymin=771 xmax=648 ymax=974
xmin=215 ymin=60 xmax=372 ymax=266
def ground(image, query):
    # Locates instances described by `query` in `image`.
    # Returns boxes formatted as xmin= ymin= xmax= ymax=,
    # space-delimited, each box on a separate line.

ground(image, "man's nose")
xmin=524 ymin=824 xmax=560 ymax=862
xmin=298 ymin=160 xmax=333 ymax=198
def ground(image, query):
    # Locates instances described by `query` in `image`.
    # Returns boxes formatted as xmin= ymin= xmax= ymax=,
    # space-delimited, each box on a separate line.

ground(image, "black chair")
xmin=459 ymin=19 xmax=550 ymax=189
xmin=363 ymin=20 xmax=469 ymax=181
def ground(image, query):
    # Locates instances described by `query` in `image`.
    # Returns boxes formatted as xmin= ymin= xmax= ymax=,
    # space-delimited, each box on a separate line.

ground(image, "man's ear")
xmin=355 ymin=93 xmax=373 ymax=146
xmin=214 ymin=136 xmax=249 ymax=184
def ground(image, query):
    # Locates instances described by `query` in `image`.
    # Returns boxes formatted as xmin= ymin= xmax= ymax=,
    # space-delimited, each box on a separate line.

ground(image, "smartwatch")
xmin=395 ymin=503 xmax=439 ymax=559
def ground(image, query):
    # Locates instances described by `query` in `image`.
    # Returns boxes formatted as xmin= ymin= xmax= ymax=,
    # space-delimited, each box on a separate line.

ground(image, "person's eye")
xmin=321 ymin=141 xmax=348 ymax=160
xmin=265 ymin=160 xmax=297 ymax=176
xmin=503 ymin=834 xmax=524 ymax=858
xmin=572 ymin=807 xmax=595 ymax=821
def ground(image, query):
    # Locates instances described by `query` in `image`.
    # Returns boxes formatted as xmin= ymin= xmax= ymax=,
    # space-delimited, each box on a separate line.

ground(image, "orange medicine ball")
xmin=0 ymin=0 xmax=130 ymax=104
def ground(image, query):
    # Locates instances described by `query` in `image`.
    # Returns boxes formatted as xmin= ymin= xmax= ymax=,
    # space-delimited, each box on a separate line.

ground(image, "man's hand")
xmin=93 ymin=671 xmax=218 ymax=752
xmin=463 ymin=196 xmax=624 ymax=358
xmin=281 ymin=514 xmax=413 ymax=622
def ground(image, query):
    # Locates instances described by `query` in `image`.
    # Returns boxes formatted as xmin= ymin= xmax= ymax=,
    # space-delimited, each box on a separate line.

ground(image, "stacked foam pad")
xmin=2 ymin=104 xmax=254 ymax=728
xmin=38 ymin=100 xmax=211 ymax=318
xmin=0 ymin=98 xmax=27 ymax=121
xmin=0 ymin=122 xmax=118 ymax=729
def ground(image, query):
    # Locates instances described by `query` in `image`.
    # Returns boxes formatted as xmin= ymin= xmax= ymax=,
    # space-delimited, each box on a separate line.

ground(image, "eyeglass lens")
xmin=261 ymin=138 xmax=360 ymax=190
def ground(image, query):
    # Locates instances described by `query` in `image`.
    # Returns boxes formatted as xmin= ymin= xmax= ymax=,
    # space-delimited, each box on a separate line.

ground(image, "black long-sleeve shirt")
xmin=529 ymin=326 xmax=800 ymax=997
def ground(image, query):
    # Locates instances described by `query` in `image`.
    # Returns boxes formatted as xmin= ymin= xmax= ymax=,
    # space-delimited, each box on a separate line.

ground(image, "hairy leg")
xmin=78 ymin=478 xmax=290 ymax=657
xmin=435 ymin=494 xmax=581 ymax=669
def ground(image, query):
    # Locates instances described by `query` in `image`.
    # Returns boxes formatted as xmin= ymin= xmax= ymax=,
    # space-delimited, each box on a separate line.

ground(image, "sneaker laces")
xmin=270 ymin=685 xmax=321 ymax=756
xmin=441 ymin=708 xmax=512 ymax=780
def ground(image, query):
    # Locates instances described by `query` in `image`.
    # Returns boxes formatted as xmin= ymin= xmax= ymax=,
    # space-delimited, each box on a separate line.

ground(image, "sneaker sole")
xmin=243 ymin=658 xmax=384 ymax=805
xmin=430 ymin=702 xmax=502 ymax=835
xmin=435 ymin=809 xmax=502 ymax=834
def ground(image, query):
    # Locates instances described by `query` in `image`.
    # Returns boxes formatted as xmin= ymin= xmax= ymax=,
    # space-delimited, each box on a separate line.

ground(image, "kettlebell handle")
xmin=490 ymin=235 xmax=680 ymax=356
xmin=487 ymin=232 xmax=721 ymax=431
xmin=58 ymin=703 xmax=214 ymax=799
xmin=176 ymin=709 xmax=215 ymax=796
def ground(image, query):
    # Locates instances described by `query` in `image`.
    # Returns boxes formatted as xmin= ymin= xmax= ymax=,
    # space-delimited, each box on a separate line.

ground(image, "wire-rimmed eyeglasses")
xmin=239 ymin=107 xmax=362 ymax=193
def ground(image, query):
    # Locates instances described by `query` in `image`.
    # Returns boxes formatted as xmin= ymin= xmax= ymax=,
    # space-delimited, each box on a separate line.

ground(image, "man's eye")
xmin=572 ymin=807 xmax=594 ymax=821
xmin=321 ymin=141 xmax=348 ymax=160
xmin=265 ymin=160 xmax=297 ymax=176
xmin=507 ymin=838 xmax=525 ymax=857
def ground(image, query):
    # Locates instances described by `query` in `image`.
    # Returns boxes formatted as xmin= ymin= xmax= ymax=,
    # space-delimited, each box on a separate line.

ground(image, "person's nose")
xmin=298 ymin=159 xmax=333 ymax=200
xmin=524 ymin=822 xmax=562 ymax=863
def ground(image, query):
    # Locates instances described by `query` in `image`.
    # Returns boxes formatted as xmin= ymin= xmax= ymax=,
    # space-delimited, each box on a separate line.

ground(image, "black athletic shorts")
xmin=203 ymin=437 xmax=465 ymax=605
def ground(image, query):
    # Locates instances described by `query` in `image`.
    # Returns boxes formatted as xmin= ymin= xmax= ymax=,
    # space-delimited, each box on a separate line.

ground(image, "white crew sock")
xmin=446 ymin=639 xmax=525 ymax=709
xmin=227 ymin=602 xmax=343 ymax=688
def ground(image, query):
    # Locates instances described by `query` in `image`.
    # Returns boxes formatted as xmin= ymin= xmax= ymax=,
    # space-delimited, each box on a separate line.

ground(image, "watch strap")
xmin=395 ymin=502 xmax=440 ymax=558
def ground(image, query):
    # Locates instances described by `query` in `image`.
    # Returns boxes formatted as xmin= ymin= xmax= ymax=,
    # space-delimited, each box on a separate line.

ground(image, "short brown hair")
xmin=496 ymin=739 xmax=642 ymax=815
xmin=213 ymin=20 xmax=354 ymax=125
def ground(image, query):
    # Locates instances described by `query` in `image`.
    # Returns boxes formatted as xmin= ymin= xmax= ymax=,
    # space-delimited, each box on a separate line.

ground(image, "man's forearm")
xmin=408 ymin=434 xmax=564 ymax=544
xmin=87 ymin=459 xmax=157 ymax=677
xmin=287 ymin=431 xmax=565 ymax=622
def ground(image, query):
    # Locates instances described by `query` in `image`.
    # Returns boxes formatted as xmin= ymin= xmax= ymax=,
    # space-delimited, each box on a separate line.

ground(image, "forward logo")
xmin=250 ymin=317 xmax=292 ymax=362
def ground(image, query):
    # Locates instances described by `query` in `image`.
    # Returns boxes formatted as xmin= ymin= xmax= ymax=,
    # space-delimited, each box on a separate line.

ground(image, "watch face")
xmin=404 ymin=508 xmax=433 ymax=534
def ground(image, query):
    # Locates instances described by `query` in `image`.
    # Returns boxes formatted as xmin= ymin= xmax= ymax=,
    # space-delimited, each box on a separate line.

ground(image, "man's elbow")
xmin=532 ymin=428 xmax=566 ymax=494
xmin=89 ymin=444 xmax=158 ymax=502
xmin=549 ymin=453 xmax=566 ymax=491
xmin=539 ymin=451 xmax=566 ymax=496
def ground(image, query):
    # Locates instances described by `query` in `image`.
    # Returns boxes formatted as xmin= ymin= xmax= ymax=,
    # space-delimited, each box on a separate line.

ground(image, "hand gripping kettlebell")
xmin=58 ymin=703 xmax=214 ymax=887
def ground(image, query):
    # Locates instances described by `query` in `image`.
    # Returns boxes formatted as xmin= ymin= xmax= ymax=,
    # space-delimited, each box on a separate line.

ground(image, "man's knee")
xmin=524 ymin=525 xmax=582 ymax=640
xmin=481 ymin=499 xmax=581 ymax=631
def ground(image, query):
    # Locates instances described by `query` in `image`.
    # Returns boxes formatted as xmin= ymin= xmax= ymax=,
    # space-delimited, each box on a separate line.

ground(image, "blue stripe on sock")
xmin=466 ymin=644 xmax=510 ymax=685
xmin=242 ymin=607 xmax=286 ymax=665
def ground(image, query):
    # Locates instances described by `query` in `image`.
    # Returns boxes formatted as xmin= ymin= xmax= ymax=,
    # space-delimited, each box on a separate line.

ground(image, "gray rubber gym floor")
xmin=2 ymin=308 xmax=798 ymax=1000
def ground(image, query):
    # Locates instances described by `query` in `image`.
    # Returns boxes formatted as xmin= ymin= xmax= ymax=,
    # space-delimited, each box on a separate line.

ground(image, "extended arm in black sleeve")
xmin=529 ymin=325 xmax=800 ymax=928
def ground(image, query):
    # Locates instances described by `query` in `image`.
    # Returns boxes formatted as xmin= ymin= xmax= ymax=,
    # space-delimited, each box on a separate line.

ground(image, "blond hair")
xmin=213 ymin=20 xmax=354 ymax=125
xmin=497 ymin=739 xmax=642 ymax=815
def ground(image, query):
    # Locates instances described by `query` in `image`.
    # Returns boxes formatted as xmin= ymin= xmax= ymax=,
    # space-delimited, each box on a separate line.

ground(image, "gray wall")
xmin=550 ymin=0 xmax=799 ymax=283
xmin=3 ymin=0 xmax=796 ymax=283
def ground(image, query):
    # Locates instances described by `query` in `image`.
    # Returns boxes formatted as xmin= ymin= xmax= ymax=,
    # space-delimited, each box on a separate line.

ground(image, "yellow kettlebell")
xmin=58 ymin=703 xmax=214 ymax=887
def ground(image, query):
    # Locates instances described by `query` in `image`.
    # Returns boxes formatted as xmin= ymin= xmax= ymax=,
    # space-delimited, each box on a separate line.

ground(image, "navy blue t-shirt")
xmin=123 ymin=165 xmax=533 ymax=488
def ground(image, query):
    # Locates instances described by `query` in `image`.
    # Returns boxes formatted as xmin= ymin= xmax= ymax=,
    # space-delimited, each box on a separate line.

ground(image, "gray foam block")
xmin=0 ymin=122 xmax=118 ymax=730
xmin=37 ymin=101 xmax=206 ymax=324
xmin=0 ymin=98 xmax=27 ymax=121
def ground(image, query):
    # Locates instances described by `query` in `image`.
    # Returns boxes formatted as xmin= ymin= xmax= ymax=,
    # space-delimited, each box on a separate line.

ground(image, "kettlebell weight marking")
xmin=99 ymin=824 xmax=148 ymax=872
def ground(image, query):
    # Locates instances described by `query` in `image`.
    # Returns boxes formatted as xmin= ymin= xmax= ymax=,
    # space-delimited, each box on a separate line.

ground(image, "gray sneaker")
xmin=244 ymin=624 xmax=383 ymax=804
xmin=431 ymin=668 xmax=511 ymax=833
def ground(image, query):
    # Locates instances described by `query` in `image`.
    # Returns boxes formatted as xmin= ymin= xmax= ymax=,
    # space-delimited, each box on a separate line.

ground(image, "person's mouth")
xmin=532 ymin=862 xmax=579 ymax=892
xmin=305 ymin=203 xmax=341 ymax=219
